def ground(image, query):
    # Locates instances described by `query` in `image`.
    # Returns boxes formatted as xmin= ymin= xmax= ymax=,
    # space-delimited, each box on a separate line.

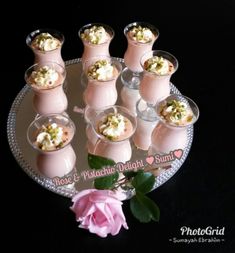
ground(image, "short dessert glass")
xmin=139 ymin=50 xmax=178 ymax=106
xmin=26 ymin=28 xmax=65 ymax=67
xmin=78 ymin=23 xmax=114 ymax=64
xmin=27 ymin=113 xmax=76 ymax=178
xmin=83 ymin=56 xmax=122 ymax=109
xmin=25 ymin=61 xmax=67 ymax=116
xmin=149 ymin=94 xmax=199 ymax=156
xmin=121 ymin=22 xmax=159 ymax=87
xmin=92 ymin=106 xmax=137 ymax=163
xmin=139 ymin=50 xmax=178 ymax=119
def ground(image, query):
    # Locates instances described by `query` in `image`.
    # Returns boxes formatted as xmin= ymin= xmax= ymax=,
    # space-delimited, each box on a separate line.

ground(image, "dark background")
xmin=2 ymin=1 xmax=235 ymax=252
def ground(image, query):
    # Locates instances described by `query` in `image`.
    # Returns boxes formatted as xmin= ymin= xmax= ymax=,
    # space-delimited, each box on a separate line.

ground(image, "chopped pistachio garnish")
xmin=129 ymin=25 xmax=153 ymax=43
xmin=87 ymin=60 xmax=114 ymax=81
xmin=81 ymin=26 xmax=108 ymax=44
xmin=31 ymin=66 xmax=59 ymax=87
xmin=144 ymin=56 xmax=172 ymax=75
xmin=32 ymin=32 xmax=61 ymax=51
xmin=159 ymin=99 xmax=194 ymax=125
xmin=98 ymin=113 xmax=126 ymax=141
xmin=36 ymin=123 xmax=65 ymax=150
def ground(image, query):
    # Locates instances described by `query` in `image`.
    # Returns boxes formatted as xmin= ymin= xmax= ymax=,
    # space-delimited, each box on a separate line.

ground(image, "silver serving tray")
xmin=7 ymin=58 xmax=193 ymax=198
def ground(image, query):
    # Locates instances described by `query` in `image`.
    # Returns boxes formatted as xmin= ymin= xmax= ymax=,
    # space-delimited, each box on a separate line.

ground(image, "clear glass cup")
xmin=25 ymin=61 xmax=67 ymax=116
xmin=139 ymin=50 xmax=178 ymax=105
xmin=138 ymin=50 xmax=178 ymax=118
xmin=83 ymin=56 xmax=122 ymax=109
xmin=133 ymin=98 xmax=158 ymax=150
xmin=78 ymin=23 xmax=114 ymax=64
xmin=149 ymin=94 xmax=199 ymax=156
xmin=121 ymin=22 xmax=159 ymax=87
xmin=27 ymin=113 xmax=76 ymax=178
xmin=26 ymin=28 xmax=65 ymax=67
xmin=91 ymin=106 xmax=137 ymax=163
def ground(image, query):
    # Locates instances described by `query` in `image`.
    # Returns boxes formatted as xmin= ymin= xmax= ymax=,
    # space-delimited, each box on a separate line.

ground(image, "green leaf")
xmin=94 ymin=172 xmax=119 ymax=190
xmin=131 ymin=170 xmax=155 ymax=194
xmin=88 ymin=153 xmax=116 ymax=170
xmin=123 ymin=171 xmax=138 ymax=179
xmin=130 ymin=192 xmax=160 ymax=223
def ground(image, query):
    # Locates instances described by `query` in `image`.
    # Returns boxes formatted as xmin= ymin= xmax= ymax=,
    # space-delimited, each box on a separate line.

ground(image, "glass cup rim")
xmin=155 ymin=94 xmax=200 ymax=128
xmin=26 ymin=28 xmax=65 ymax=51
xmin=27 ymin=113 xmax=76 ymax=153
xmin=124 ymin=21 xmax=159 ymax=45
xmin=78 ymin=22 xmax=115 ymax=44
xmin=140 ymin=49 xmax=179 ymax=76
xmin=92 ymin=105 xmax=137 ymax=143
xmin=24 ymin=61 xmax=66 ymax=90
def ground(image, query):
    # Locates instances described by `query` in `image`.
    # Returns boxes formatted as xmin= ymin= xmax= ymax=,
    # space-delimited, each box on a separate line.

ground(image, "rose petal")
xmin=93 ymin=208 xmax=109 ymax=226
xmin=88 ymin=219 xmax=110 ymax=238
xmin=89 ymin=190 xmax=123 ymax=205
xmin=70 ymin=194 xmax=90 ymax=217
xmin=72 ymin=189 xmax=97 ymax=203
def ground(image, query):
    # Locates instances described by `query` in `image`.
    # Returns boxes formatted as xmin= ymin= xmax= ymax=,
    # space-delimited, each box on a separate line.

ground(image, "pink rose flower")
xmin=70 ymin=189 xmax=128 ymax=237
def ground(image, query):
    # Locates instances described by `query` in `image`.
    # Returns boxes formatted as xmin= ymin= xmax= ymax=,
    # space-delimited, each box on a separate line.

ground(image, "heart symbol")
xmin=174 ymin=149 xmax=183 ymax=159
xmin=146 ymin=156 xmax=154 ymax=165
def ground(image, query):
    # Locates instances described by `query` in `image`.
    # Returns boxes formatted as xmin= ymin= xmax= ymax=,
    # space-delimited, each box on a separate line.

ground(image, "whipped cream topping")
xmin=129 ymin=25 xmax=153 ymax=43
xmin=144 ymin=56 xmax=172 ymax=75
xmin=98 ymin=113 xmax=126 ymax=140
xmin=32 ymin=33 xmax=61 ymax=51
xmin=159 ymin=99 xmax=194 ymax=126
xmin=31 ymin=66 xmax=59 ymax=87
xmin=36 ymin=123 xmax=64 ymax=150
xmin=87 ymin=60 xmax=114 ymax=81
xmin=81 ymin=26 xmax=108 ymax=44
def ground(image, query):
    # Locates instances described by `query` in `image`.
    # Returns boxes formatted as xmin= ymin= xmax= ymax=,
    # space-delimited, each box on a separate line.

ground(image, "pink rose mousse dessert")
xmin=27 ymin=114 xmax=76 ymax=178
xmin=123 ymin=22 xmax=159 ymax=73
xmin=150 ymin=94 xmax=199 ymax=155
xmin=79 ymin=23 xmax=114 ymax=63
xmin=139 ymin=50 xmax=178 ymax=105
xmin=26 ymin=29 xmax=64 ymax=67
xmin=92 ymin=106 xmax=136 ymax=163
xmin=25 ymin=62 xmax=67 ymax=115
xmin=83 ymin=58 xmax=121 ymax=109
xmin=121 ymin=22 xmax=159 ymax=110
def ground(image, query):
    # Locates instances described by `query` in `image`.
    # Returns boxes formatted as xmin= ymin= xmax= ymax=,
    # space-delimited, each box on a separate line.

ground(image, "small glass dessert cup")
xmin=139 ymin=50 xmax=178 ymax=104
xmin=133 ymin=98 xmax=158 ymax=150
xmin=121 ymin=22 xmax=159 ymax=87
xmin=83 ymin=56 xmax=122 ymax=109
xmin=27 ymin=113 xmax=76 ymax=178
xmin=149 ymin=94 xmax=199 ymax=157
xmin=78 ymin=23 xmax=114 ymax=64
xmin=91 ymin=106 xmax=137 ymax=163
xmin=25 ymin=61 xmax=67 ymax=116
xmin=139 ymin=50 xmax=178 ymax=116
xmin=26 ymin=28 xmax=65 ymax=67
